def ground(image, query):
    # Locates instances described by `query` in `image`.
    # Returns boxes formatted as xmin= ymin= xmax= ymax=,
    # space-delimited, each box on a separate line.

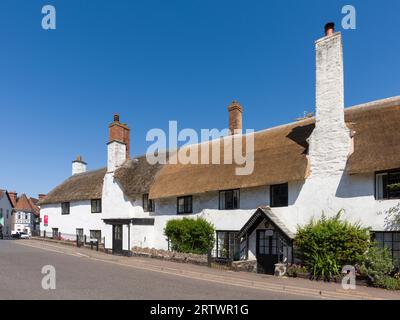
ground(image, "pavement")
xmin=1 ymin=239 xmax=399 ymax=300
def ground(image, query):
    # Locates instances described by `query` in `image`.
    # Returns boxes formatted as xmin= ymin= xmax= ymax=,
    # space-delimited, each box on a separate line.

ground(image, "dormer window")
xmin=219 ymin=189 xmax=240 ymax=210
xmin=376 ymin=171 xmax=400 ymax=200
xmin=177 ymin=196 xmax=193 ymax=214
xmin=143 ymin=194 xmax=155 ymax=212
xmin=270 ymin=183 xmax=289 ymax=207
xmin=91 ymin=199 xmax=102 ymax=213
xmin=61 ymin=202 xmax=70 ymax=215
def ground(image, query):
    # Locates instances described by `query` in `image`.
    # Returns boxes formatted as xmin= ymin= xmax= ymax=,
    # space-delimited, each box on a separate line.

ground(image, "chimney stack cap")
xmin=73 ymin=155 xmax=87 ymax=164
xmin=228 ymin=100 xmax=243 ymax=112
xmin=114 ymin=113 xmax=120 ymax=122
xmin=324 ymin=22 xmax=335 ymax=36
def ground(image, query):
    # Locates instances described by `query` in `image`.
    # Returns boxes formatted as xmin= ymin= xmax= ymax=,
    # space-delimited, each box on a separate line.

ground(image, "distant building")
xmin=13 ymin=194 xmax=40 ymax=235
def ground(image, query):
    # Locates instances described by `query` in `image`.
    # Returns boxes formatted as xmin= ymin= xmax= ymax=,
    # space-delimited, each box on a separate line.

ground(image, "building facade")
xmin=13 ymin=194 xmax=40 ymax=236
xmin=40 ymin=24 xmax=400 ymax=273
xmin=0 ymin=190 xmax=14 ymax=238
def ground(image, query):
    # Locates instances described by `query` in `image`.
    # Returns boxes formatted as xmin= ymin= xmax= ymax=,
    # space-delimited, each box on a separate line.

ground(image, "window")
xmin=90 ymin=230 xmax=102 ymax=242
xmin=257 ymin=229 xmax=279 ymax=255
xmin=0 ymin=208 xmax=2 ymax=217
xmin=52 ymin=228 xmax=59 ymax=239
xmin=143 ymin=194 xmax=155 ymax=212
xmin=91 ymin=199 xmax=102 ymax=213
xmin=17 ymin=213 xmax=21 ymax=220
xmin=25 ymin=213 xmax=29 ymax=220
xmin=373 ymin=232 xmax=400 ymax=267
xmin=219 ymin=189 xmax=240 ymax=210
xmin=270 ymin=183 xmax=289 ymax=207
xmin=177 ymin=196 xmax=193 ymax=214
xmin=76 ymin=228 xmax=84 ymax=240
xmin=61 ymin=202 xmax=70 ymax=215
xmin=376 ymin=171 xmax=400 ymax=200
xmin=216 ymin=231 xmax=240 ymax=260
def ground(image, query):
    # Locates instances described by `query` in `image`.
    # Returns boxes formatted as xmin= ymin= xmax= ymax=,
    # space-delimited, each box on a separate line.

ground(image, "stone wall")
xmin=132 ymin=246 xmax=208 ymax=266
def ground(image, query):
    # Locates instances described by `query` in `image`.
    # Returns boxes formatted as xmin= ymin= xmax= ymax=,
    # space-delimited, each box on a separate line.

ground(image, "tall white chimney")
xmin=72 ymin=155 xmax=87 ymax=175
xmin=309 ymin=23 xmax=351 ymax=177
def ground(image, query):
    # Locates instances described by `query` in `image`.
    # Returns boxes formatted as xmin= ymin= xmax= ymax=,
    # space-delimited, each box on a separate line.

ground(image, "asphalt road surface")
xmin=0 ymin=240 xmax=316 ymax=300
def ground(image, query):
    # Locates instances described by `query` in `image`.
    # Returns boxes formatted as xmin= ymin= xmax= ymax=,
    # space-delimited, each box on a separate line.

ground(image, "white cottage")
xmin=40 ymin=23 xmax=400 ymax=273
xmin=0 ymin=190 xmax=14 ymax=238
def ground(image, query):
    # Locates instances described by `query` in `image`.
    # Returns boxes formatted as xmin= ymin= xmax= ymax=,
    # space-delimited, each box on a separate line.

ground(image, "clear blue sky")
xmin=1 ymin=0 xmax=399 ymax=197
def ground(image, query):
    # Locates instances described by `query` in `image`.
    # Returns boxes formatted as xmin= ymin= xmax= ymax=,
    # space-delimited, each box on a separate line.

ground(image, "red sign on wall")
xmin=44 ymin=215 xmax=48 ymax=226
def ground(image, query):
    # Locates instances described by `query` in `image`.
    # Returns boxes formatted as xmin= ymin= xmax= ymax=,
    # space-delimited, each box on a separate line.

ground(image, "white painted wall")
xmin=107 ymin=141 xmax=126 ymax=172
xmin=72 ymin=161 xmax=87 ymax=176
xmin=0 ymin=194 xmax=13 ymax=237
xmin=40 ymin=201 xmax=105 ymax=241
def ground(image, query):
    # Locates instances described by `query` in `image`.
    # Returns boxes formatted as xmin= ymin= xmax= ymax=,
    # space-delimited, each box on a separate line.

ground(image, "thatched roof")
xmin=40 ymin=96 xmax=400 ymax=204
xmin=149 ymin=119 xmax=314 ymax=199
xmin=114 ymin=156 xmax=164 ymax=199
xmin=39 ymin=168 xmax=107 ymax=205
xmin=346 ymin=97 xmax=400 ymax=174
xmin=150 ymin=96 xmax=400 ymax=199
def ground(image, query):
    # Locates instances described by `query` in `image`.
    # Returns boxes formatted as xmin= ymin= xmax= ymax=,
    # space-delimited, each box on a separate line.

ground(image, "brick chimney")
xmin=72 ymin=155 xmax=87 ymax=176
xmin=38 ymin=194 xmax=47 ymax=202
xmin=309 ymin=22 xmax=351 ymax=177
xmin=228 ymin=100 xmax=243 ymax=134
xmin=8 ymin=191 xmax=17 ymax=207
xmin=108 ymin=113 xmax=130 ymax=172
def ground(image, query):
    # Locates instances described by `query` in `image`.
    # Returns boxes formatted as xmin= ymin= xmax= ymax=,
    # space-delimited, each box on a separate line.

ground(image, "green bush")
xmin=295 ymin=211 xmax=370 ymax=280
xmin=374 ymin=276 xmax=400 ymax=290
xmin=358 ymin=245 xmax=394 ymax=283
xmin=309 ymin=251 xmax=340 ymax=280
xmin=164 ymin=217 xmax=215 ymax=254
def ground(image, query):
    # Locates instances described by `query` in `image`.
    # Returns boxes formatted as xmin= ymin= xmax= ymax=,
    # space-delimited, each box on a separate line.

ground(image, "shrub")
xmin=164 ymin=217 xmax=215 ymax=254
xmin=358 ymin=245 xmax=394 ymax=283
xmin=374 ymin=276 xmax=400 ymax=290
xmin=295 ymin=211 xmax=370 ymax=280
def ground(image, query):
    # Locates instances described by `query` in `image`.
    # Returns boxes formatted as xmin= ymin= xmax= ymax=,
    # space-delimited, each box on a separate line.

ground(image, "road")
xmin=1 ymin=239 xmax=397 ymax=300
xmin=0 ymin=239 xmax=315 ymax=300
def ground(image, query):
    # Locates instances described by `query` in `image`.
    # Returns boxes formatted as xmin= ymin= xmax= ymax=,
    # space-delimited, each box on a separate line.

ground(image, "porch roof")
xmin=237 ymin=207 xmax=295 ymax=240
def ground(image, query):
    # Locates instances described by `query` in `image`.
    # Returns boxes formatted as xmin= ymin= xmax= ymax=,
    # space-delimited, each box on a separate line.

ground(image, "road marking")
xmin=14 ymin=241 xmax=381 ymax=300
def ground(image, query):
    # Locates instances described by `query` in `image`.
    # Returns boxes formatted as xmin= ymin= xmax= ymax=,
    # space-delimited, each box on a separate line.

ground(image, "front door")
xmin=256 ymin=229 xmax=280 ymax=274
xmin=112 ymin=224 xmax=123 ymax=255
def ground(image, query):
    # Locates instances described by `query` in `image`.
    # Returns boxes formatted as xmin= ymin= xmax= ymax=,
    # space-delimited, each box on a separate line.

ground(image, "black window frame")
xmin=177 ymin=196 xmax=193 ymax=214
xmin=143 ymin=194 xmax=155 ymax=212
xmin=375 ymin=169 xmax=400 ymax=200
xmin=372 ymin=231 xmax=400 ymax=267
xmin=219 ymin=189 xmax=240 ymax=210
xmin=91 ymin=199 xmax=102 ymax=213
xmin=90 ymin=230 xmax=102 ymax=242
xmin=61 ymin=202 xmax=70 ymax=215
xmin=216 ymin=230 xmax=240 ymax=261
xmin=270 ymin=183 xmax=289 ymax=208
